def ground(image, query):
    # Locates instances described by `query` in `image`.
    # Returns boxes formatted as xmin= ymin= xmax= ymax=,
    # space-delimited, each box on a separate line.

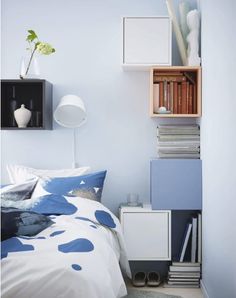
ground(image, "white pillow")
xmin=7 ymin=164 xmax=90 ymax=184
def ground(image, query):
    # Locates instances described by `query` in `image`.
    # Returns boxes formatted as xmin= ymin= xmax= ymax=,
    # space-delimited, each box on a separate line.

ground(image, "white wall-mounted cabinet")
xmin=120 ymin=206 xmax=171 ymax=261
xmin=122 ymin=17 xmax=172 ymax=70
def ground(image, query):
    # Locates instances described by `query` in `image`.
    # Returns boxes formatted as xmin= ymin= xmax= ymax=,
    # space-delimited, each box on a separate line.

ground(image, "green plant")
xmin=20 ymin=29 xmax=55 ymax=78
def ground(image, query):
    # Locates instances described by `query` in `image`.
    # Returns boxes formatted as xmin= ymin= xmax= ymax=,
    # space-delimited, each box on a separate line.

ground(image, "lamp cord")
xmin=73 ymin=128 xmax=78 ymax=168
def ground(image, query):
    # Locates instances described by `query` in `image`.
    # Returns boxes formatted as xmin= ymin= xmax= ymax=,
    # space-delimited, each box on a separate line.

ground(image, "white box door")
xmin=123 ymin=211 xmax=170 ymax=260
xmin=123 ymin=17 xmax=171 ymax=65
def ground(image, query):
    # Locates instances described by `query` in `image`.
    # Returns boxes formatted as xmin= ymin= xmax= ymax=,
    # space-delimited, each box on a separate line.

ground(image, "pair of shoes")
xmin=132 ymin=271 xmax=161 ymax=287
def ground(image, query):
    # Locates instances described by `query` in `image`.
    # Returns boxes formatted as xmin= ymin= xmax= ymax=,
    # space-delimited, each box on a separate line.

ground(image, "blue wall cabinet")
xmin=150 ymin=159 xmax=202 ymax=210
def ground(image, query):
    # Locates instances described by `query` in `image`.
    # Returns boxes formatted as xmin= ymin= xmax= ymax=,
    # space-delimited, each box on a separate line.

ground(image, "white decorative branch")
xmin=166 ymin=0 xmax=188 ymax=66
xmin=179 ymin=1 xmax=190 ymax=48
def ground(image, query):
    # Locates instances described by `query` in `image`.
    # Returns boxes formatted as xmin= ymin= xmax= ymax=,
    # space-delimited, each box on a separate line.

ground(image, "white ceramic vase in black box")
xmin=14 ymin=104 xmax=32 ymax=128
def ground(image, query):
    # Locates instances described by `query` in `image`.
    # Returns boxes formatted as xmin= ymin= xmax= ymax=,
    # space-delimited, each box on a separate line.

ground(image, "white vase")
xmin=14 ymin=104 xmax=32 ymax=128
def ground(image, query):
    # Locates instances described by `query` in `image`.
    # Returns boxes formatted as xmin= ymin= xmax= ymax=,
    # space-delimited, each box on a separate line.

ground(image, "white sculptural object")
xmin=186 ymin=9 xmax=201 ymax=66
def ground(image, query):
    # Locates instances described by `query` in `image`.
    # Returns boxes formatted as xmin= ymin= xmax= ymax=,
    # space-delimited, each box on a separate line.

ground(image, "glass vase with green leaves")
xmin=20 ymin=30 xmax=55 ymax=79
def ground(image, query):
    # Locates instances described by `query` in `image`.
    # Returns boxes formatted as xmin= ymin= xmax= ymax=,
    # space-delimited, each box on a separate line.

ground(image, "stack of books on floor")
xmin=157 ymin=124 xmax=200 ymax=159
xmin=164 ymin=262 xmax=201 ymax=288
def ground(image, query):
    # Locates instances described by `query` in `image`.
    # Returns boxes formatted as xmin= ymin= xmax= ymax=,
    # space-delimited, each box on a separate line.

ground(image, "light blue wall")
xmin=201 ymin=0 xmax=236 ymax=297
xmin=1 ymin=0 xmax=196 ymax=214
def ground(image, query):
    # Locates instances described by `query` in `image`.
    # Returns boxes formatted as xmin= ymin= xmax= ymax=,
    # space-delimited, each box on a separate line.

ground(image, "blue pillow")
xmin=1 ymin=207 xmax=53 ymax=241
xmin=34 ymin=171 xmax=107 ymax=202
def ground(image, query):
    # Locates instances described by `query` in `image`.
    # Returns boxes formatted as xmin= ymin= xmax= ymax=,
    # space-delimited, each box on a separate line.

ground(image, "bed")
xmin=1 ymin=169 xmax=131 ymax=298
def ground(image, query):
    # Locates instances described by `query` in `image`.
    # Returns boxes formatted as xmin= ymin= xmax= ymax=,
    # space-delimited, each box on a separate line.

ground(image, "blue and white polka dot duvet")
xmin=1 ymin=197 xmax=131 ymax=298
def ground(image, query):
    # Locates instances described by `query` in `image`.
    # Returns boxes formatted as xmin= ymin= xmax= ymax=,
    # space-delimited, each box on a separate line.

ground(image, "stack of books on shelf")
xmin=153 ymin=71 xmax=197 ymax=114
xmin=179 ymin=214 xmax=202 ymax=264
xmin=165 ymin=262 xmax=201 ymax=288
xmin=157 ymin=124 xmax=200 ymax=159
xmin=165 ymin=213 xmax=202 ymax=288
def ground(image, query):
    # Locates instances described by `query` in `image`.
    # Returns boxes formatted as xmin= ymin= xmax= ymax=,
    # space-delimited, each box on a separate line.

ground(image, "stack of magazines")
xmin=157 ymin=124 xmax=200 ymax=159
xmin=164 ymin=262 xmax=201 ymax=288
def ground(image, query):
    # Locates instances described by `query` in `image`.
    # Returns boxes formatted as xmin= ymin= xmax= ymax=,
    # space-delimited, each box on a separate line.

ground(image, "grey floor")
xmin=126 ymin=280 xmax=204 ymax=298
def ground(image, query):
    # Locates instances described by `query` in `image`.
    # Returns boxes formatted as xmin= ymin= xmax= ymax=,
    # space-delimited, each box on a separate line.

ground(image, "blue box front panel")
xmin=150 ymin=159 xmax=202 ymax=210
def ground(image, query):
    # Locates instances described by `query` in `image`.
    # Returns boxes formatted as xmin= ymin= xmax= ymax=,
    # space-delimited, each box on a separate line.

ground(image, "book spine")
xmin=173 ymin=82 xmax=178 ymax=114
xmin=170 ymin=81 xmax=174 ymax=113
xmin=167 ymin=83 xmax=170 ymax=111
xmin=197 ymin=213 xmax=202 ymax=263
xmin=177 ymin=83 xmax=182 ymax=114
xmin=179 ymin=223 xmax=192 ymax=262
xmin=169 ymin=273 xmax=201 ymax=278
xmin=154 ymin=71 xmax=182 ymax=76
xmin=153 ymin=83 xmax=159 ymax=113
xmin=193 ymin=83 xmax=197 ymax=114
xmin=168 ymin=278 xmax=200 ymax=282
xmin=188 ymin=84 xmax=193 ymax=114
xmin=181 ymin=81 xmax=187 ymax=114
xmin=172 ymin=262 xmax=200 ymax=267
xmin=191 ymin=217 xmax=198 ymax=262
xmin=169 ymin=266 xmax=200 ymax=272
xmin=164 ymin=80 xmax=168 ymax=109
xmin=186 ymin=82 xmax=190 ymax=114
xmin=159 ymin=82 xmax=164 ymax=107
xmin=167 ymin=281 xmax=199 ymax=285
xmin=154 ymin=75 xmax=187 ymax=82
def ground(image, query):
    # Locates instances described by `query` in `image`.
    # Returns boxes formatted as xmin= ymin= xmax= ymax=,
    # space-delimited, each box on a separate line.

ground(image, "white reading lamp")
xmin=54 ymin=94 xmax=87 ymax=168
